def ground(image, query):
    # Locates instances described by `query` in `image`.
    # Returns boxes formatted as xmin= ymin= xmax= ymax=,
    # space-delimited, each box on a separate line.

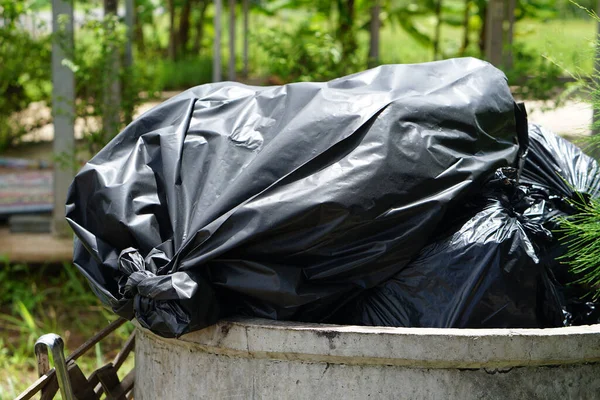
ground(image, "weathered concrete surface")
xmin=135 ymin=318 xmax=600 ymax=400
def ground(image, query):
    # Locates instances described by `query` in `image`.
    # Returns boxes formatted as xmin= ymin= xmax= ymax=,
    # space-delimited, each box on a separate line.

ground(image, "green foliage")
xmin=559 ymin=196 xmax=600 ymax=299
xmin=553 ymin=1 xmax=600 ymax=302
xmin=148 ymin=55 xmax=213 ymax=91
xmin=257 ymin=22 xmax=359 ymax=82
xmin=0 ymin=262 xmax=133 ymax=399
xmin=72 ymin=14 xmax=146 ymax=155
xmin=0 ymin=0 xmax=51 ymax=151
xmin=504 ymin=43 xmax=565 ymax=101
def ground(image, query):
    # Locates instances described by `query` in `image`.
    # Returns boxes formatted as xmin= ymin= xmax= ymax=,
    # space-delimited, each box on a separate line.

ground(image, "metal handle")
xmin=35 ymin=334 xmax=75 ymax=400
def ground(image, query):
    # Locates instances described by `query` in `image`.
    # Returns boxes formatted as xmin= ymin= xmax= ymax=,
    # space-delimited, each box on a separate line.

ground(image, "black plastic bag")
xmin=328 ymin=171 xmax=564 ymax=328
xmin=521 ymin=124 xmax=600 ymax=325
xmin=521 ymin=124 xmax=600 ymax=199
xmin=67 ymin=58 xmax=527 ymax=337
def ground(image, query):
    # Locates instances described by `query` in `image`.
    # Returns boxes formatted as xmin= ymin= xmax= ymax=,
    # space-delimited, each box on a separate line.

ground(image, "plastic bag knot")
xmin=117 ymin=247 xmax=198 ymax=301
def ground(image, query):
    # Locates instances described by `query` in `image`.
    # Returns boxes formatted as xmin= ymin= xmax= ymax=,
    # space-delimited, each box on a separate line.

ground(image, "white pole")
xmin=52 ymin=0 xmax=75 ymax=237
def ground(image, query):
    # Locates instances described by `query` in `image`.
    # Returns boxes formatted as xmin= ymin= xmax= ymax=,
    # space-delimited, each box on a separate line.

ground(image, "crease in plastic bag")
xmin=67 ymin=58 xmax=527 ymax=337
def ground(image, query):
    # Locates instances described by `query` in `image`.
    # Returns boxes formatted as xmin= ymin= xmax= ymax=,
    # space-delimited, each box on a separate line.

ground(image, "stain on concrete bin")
xmin=135 ymin=317 xmax=600 ymax=399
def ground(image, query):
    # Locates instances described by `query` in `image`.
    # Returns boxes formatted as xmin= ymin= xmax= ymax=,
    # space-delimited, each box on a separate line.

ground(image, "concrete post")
xmin=213 ymin=0 xmax=222 ymax=82
xmin=51 ymin=0 xmax=75 ymax=237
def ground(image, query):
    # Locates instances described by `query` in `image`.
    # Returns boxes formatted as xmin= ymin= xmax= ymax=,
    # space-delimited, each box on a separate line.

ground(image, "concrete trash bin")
xmin=135 ymin=317 xmax=600 ymax=399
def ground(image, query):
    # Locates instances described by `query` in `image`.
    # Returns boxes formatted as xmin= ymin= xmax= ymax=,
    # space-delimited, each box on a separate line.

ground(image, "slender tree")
xmin=229 ymin=0 xmax=236 ymax=80
xmin=168 ymin=0 xmax=176 ymax=60
xmin=214 ymin=0 xmax=222 ymax=81
xmin=459 ymin=0 xmax=469 ymax=56
xmin=504 ymin=0 xmax=516 ymax=69
xmin=336 ymin=0 xmax=356 ymax=72
xmin=368 ymin=0 xmax=380 ymax=68
xmin=243 ymin=0 xmax=249 ymax=77
xmin=192 ymin=0 xmax=210 ymax=53
xmin=103 ymin=0 xmax=121 ymax=139
xmin=433 ymin=0 xmax=443 ymax=60
xmin=179 ymin=0 xmax=193 ymax=56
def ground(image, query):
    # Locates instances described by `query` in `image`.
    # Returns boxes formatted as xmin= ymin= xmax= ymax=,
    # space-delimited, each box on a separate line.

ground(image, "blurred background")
xmin=1 ymin=0 xmax=600 ymax=398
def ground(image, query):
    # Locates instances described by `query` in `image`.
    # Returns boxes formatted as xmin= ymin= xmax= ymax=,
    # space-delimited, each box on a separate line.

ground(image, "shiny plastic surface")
xmin=522 ymin=124 xmax=600 ymax=325
xmin=67 ymin=59 xmax=526 ymax=337
xmin=330 ymin=172 xmax=564 ymax=328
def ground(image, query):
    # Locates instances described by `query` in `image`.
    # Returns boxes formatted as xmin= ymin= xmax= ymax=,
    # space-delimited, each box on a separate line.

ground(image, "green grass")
xmin=0 ymin=262 xmax=134 ymax=400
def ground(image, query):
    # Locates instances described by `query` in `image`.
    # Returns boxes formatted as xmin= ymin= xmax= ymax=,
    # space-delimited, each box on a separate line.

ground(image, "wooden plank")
xmin=14 ymin=375 xmax=53 ymax=400
xmin=96 ymin=364 xmax=127 ymax=400
xmin=68 ymin=361 xmax=99 ymax=400
xmin=114 ymin=369 xmax=135 ymax=398
xmin=39 ymin=376 xmax=59 ymax=400
xmin=113 ymin=332 xmax=135 ymax=370
xmin=0 ymin=227 xmax=72 ymax=263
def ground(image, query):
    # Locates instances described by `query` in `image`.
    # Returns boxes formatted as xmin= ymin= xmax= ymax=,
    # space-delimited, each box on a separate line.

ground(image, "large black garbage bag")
xmin=521 ymin=124 xmax=600 ymax=200
xmin=67 ymin=58 xmax=527 ymax=337
xmin=328 ymin=171 xmax=564 ymax=328
xmin=521 ymin=124 xmax=600 ymax=325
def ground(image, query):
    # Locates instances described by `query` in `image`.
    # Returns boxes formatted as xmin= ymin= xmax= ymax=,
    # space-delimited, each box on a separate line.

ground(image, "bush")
xmin=72 ymin=14 xmax=148 ymax=155
xmin=147 ymin=55 xmax=213 ymax=91
xmin=504 ymin=43 xmax=565 ymax=101
xmin=0 ymin=1 xmax=51 ymax=151
xmin=256 ymin=22 xmax=361 ymax=83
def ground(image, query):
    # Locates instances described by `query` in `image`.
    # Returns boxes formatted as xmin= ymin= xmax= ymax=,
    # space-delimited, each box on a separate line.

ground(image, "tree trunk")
xmin=213 ymin=0 xmax=222 ymax=81
xmin=103 ymin=0 xmax=121 ymax=142
xmin=367 ymin=0 xmax=380 ymax=68
xmin=504 ymin=0 xmax=516 ymax=69
xmin=228 ymin=0 xmax=236 ymax=80
xmin=336 ymin=0 xmax=356 ymax=73
xmin=433 ymin=0 xmax=443 ymax=60
xmin=242 ymin=0 xmax=249 ymax=77
xmin=134 ymin=8 xmax=145 ymax=53
xmin=459 ymin=0 xmax=469 ymax=56
xmin=485 ymin=0 xmax=504 ymax=66
xmin=168 ymin=0 xmax=176 ymax=60
xmin=178 ymin=0 xmax=192 ymax=57
xmin=124 ymin=0 xmax=134 ymax=125
xmin=193 ymin=0 xmax=209 ymax=53
xmin=478 ymin=1 xmax=486 ymax=57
